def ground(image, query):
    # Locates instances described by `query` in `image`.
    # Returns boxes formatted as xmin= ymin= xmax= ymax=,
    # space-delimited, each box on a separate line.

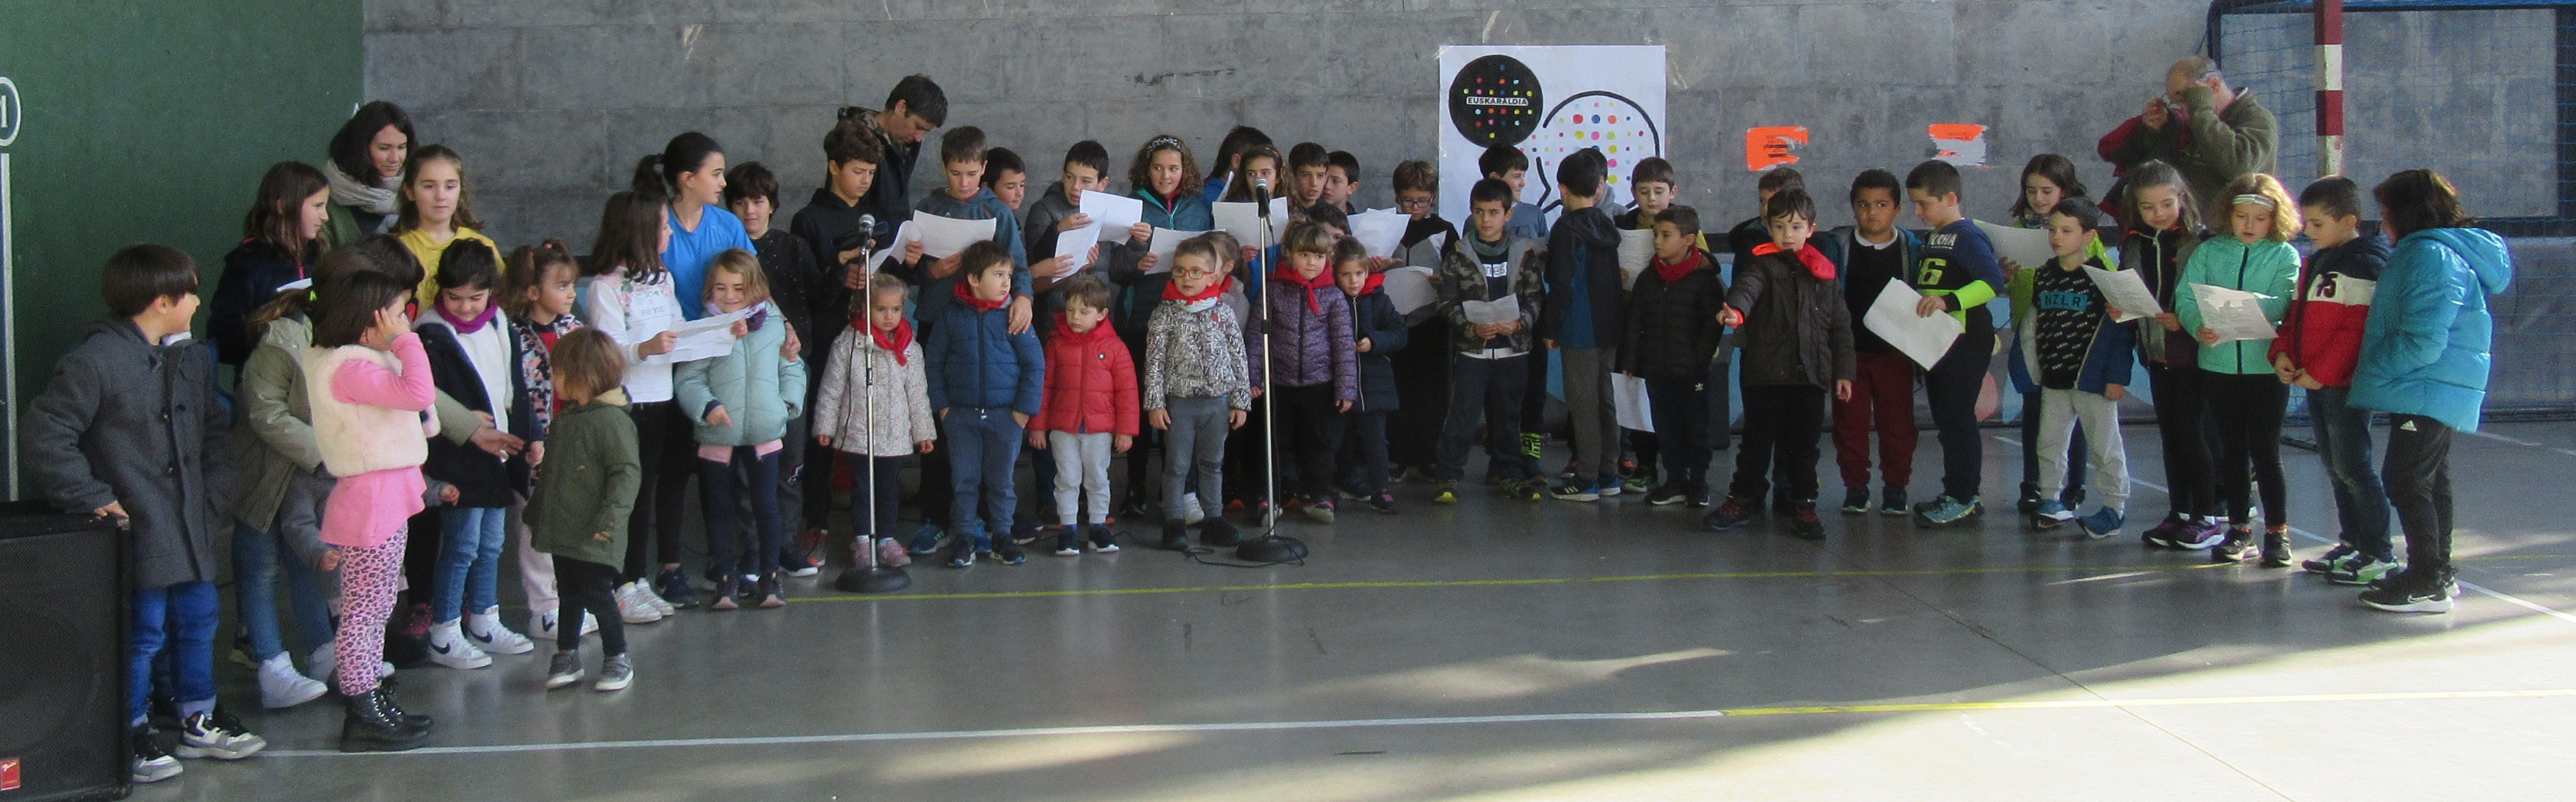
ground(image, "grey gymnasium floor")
xmin=147 ymin=420 xmax=2576 ymax=801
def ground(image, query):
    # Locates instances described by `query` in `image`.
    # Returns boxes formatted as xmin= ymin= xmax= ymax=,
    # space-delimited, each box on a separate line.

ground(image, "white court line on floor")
xmin=2467 ymin=429 xmax=2576 ymax=458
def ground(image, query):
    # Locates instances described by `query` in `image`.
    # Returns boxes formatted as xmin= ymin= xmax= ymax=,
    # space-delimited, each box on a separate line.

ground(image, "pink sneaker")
xmin=874 ymin=537 xmax=912 ymax=569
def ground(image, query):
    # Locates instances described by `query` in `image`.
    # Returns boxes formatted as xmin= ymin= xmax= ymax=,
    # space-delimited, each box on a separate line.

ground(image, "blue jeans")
xmin=434 ymin=506 xmax=509 ymax=623
xmin=2309 ymin=388 xmax=2393 ymax=560
xmin=231 ymin=521 xmax=333 ymax=661
xmin=943 ymin=406 xmax=1023 ymax=547
xmin=131 ymin=581 xmax=219 ymax=725
xmin=700 ymin=448 xmax=785 ymax=577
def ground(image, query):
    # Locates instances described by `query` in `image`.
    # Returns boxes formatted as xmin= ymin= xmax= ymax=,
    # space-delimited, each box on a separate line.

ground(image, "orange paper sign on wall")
xmin=1745 ymin=126 xmax=1808 ymax=172
xmin=1929 ymin=124 xmax=1989 ymax=167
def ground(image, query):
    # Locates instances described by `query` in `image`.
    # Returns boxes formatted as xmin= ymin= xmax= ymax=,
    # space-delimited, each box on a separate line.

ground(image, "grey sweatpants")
xmin=1559 ymin=347 xmax=1620 ymax=484
xmin=1049 ymin=430 xmax=1114 ymax=526
xmin=2037 ymin=387 xmax=2130 ymax=513
xmin=1162 ymin=395 xmax=1232 ymax=522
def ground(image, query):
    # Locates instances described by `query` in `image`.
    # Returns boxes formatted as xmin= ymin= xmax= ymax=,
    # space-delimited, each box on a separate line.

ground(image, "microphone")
xmin=855 ymin=214 xmax=877 ymax=250
xmin=1252 ymin=176 xmax=1271 ymax=206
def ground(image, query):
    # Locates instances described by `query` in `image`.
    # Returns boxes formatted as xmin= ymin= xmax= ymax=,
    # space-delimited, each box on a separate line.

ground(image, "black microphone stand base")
xmin=835 ymin=565 xmax=912 ymax=593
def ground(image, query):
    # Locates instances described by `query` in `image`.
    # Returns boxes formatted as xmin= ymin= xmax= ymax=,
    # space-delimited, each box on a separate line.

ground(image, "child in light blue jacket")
xmin=675 ymin=250 xmax=807 ymax=608
xmin=2173 ymin=175 xmax=2301 ymax=565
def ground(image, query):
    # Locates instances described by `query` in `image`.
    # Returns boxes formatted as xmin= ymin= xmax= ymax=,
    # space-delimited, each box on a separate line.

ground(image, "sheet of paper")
xmin=1350 ymin=208 xmax=1409 ymax=259
xmin=1141 ymin=227 xmax=1204 ymax=273
xmin=1974 ymin=220 xmax=2057 ymax=273
xmin=1613 ymin=373 xmax=1654 ymax=432
xmin=1617 ymin=228 xmax=1654 ymax=289
xmin=1382 ymin=266 xmax=1438 ymax=315
xmin=1213 ymin=198 xmax=1292 ymax=248
xmin=2190 ymin=283 xmax=2279 ymax=343
xmin=1079 ymin=191 xmax=1145 ymax=241
xmin=1460 ymin=294 xmax=1520 ymax=326
xmin=865 ymin=221 xmax=918 ymax=272
xmin=646 ymin=307 xmax=756 ymax=365
xmin=1054 ymin=222 xmax=1103 ymax=276
xmin=2084 ymin=266 xmax=2162 ymax=322
xmin=910 ymin=213 xmax=997 ymax=260
xmin=1862 ymin=277 xmax=1963 ymax=369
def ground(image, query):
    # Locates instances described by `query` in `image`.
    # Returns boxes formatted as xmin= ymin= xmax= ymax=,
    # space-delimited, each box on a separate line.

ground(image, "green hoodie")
xmin=525 ymin=390 xmax=641 ymax=567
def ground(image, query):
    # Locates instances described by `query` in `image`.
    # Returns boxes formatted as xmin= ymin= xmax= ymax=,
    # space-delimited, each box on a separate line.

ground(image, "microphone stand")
xmin=836 ymin=222 xmax=911 ymax=593
xmin=1255 ymin=194 xmax=1279 ymax=535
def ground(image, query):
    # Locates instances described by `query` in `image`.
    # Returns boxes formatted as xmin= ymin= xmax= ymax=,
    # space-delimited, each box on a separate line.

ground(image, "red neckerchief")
xmin=865 ymin=317 xmax=914 ymax=365
xmin=952 ymin=279 xmax=1008 ymax=313
xmin=1051 ymin=313 xmax=1122 ymax=345
xmin=1350 ymin=271 xmax=1387 ymax=297
xmin=1752 ymin=242 xmax=1836 ymax=281
xmin=1650 ymin=248 xmax=1707 ymax=285
xmin=1272 ymin=265 xmax=1335 ymax=313
xmin=1163 ymin=275 xmax=1234 ymax=303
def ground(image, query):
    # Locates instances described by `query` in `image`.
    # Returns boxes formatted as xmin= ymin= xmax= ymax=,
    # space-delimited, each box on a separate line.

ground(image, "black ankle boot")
xmin=339 ymin=688 xmax=429 ymax=752
xmin=378 ymin=686 xmax=430 ymax=733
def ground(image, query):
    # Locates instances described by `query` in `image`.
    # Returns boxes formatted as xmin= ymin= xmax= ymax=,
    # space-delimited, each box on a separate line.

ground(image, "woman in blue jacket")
xmin=2350 ymin=170 xmax=2513 ymax=614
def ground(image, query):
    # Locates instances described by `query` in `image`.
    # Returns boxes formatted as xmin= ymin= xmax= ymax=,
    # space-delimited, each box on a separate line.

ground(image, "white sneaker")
xmin=633 ymin=581 xmax=676 ymax=616
xmin=530 ymin=609 xmax=560 ymax=641
xmin=305 ymin=642 xmax=336 ymax=682
xmin=1180 ymin=492 xmax=1206 ymax=525
xmin=466 ymin=607 xmax=535 ymax=655
xmin=256 ymin=652 xmax=327 ymax=709
xmin=580 ymin=611 xmax=599 ymax=636
xmin=616 ymin=583 xmax=664 ymax=624
xmin=174 ymin=711 xmax=267 ymax=760
xmin=425 ymin=620 xmax=493 ymax=669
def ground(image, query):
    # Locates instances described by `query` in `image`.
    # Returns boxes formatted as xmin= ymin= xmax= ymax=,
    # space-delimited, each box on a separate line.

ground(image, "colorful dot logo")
xmin=1447 ymin=54 xmax=1543 ymax=147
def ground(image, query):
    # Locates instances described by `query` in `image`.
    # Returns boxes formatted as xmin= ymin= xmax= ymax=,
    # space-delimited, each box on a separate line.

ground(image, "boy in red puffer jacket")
xmin=1028 ymin=273 xmax=1140 ymax=556
xmin=2270 ymin=176 xmax=2393 ymax=584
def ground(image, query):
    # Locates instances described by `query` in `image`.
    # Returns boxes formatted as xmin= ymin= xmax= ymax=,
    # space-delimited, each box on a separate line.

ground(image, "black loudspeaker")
xmin=0 ymin=500 xmax=128 ymax=801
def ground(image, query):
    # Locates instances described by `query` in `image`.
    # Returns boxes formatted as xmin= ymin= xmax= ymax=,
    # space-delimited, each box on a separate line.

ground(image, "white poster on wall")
xmin=1436 ymin=45 xmax=1668 ymax=228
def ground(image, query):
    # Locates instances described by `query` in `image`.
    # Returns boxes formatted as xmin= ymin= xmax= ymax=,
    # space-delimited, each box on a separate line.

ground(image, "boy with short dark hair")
xmin=1905 ymin=159 xmax=2009 ymax=526
xmin=1538 ymin=147 xmax=1628 ymax=502
xmin=25 ymin=244 xmax=260 ymax=783
xmin=1728 ymin=167 xmax=1807 ymax=260
xmin=1434 ymin=179 xmax=1547 ymax=502
xmin=1322 ymin=150 xmax=1362 ymax=214
xmin=1387 ymin=159 xmax=1458 ymax=482
xmin=1288 ymin=142 xmax=1331 ymax=214
xmin=2021 ymin=200 xmax=2134 ymax=539
xmin=2276 ymin=176 xmax=2393 ymax=582
xmin=924 ymin=242 xmax=1047 ymax=567
xmin=1621 ymin=205 xmax=1726 ymax=506
xmin=1478 ymin=144 xmax=1550 ymax=242
xmin=1703 ymin=191 xmax=1855 ymax=539
xmin=1814 ymin=168 xmax=1923 ymax=515
xmin=1023 ymin=140 xmax=1111 ymax=326
xmin=898 ymin=126 xmax=1033 ymax=334
xmin=981 ymin=146 xmax=1028 ymax=211
xmin=789 ymin=113 xmax=887 ymax=308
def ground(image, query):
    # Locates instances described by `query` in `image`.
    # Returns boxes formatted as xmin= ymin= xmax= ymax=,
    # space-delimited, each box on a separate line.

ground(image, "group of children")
xmin=31 ymin=79 xmax=2511 ymax=783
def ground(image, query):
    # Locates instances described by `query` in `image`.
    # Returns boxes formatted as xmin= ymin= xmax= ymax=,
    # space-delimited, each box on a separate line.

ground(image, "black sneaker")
xmin=1054 ymin=529 xmax=1082 ymax=556
xmin=2016 ymin=482 xmax=2042 ymax=514
xmin=131 ymin=725 xmax=181 ymax=783
xmin=1087 ymin=524 xmax=1119 ymax=553
xmin=1367 ymin=493 xmax=1397 ymax=514
xmin=2211 ymin=525 xmax=2257 ymax=563
xmin=944 ymin=537 xmax=977 ymax=568
xmin=1646 ymin=484 xmax=1688 ymax=506
xmin=1704 ymin=497 xmax=1756 ymax=530
xmin=1838 ymin=487 xmax=1871 ymax=515
xmin=2359 ymin=570 xmax=2455 ymax=614
xmin=654 ymin=566 xmax=698 ymax=609
xmin=1201 ymin=517 xmax=1242 ymax=548
xmin=992 ymin=539 xmax=1028 ymax=565
xmin=2303 ymin=544 xmax=2357 ymax=574
xmin=1878 ymin=485 xmax=1909 ymax=517
xmin=1160 ymin=521 xmax=1190 ymax=551
xmin=1786 ymin=504 xmax=1825 ymax=540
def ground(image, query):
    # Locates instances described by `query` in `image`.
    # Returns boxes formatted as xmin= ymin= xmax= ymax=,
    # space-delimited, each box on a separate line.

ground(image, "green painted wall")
xmin=1 ymin=1 xmax=361 ymax=492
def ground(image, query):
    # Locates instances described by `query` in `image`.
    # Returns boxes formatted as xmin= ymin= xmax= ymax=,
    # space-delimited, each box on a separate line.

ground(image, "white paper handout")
xmin=1054 ymin=223 xmax=1103 ymax=276
xmin=1861 ymin=277 xmax=1964 ymax=369
xmin=2190 ymin=283 xmax=2279 ymax=343
xmin=1460 ymin=294 xmax=1520 ymax=326
xmin=1079 ymin=191 xmax=1145 ymax=240
xmin=910 ymin=213 xmax=998 ymax=260
xmin=2084 ymin=266 xmax=2162 ymax=322
xmin=1974 ymin=220 xmax=2057 ymax=273
xmin=1213 ymin=198 xmax=1293 ymax=248
xmin=864 ymin=221 xmax=918 ymax=273
xmin=1612 ymin=373 xmax=1655 ymax=432
xmin=1349 ymin=208 xmax=1410 ymax=259
xmin=647 ymin=307 xmax=756 ymax=365
xmin=1141 ymin=227 xmax=1204 ymax=273
xmin=1383 ymin=266 xmax=1438 ymax=315
xmin=1617 ymin=228 xmax=1655 ymax=289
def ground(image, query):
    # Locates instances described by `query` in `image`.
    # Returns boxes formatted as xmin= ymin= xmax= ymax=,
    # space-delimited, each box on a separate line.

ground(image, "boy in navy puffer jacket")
xmin=925 ymin=242 xmax=1046 ymax=567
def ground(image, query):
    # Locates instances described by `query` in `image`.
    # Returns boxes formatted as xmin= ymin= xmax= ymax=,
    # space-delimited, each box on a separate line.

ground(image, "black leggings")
xmin=553 ymin=556 xmax=626 ymax=655
xmin=2145 ymin=362 xmax=2218 ymax=518
xmin=623 ymin=400 xmax=695 ymax=582
xmin=2205 ymin=370 xmax=2288 ymax=526
xmin=1274 ymin=384 xmax=1343 ymax=499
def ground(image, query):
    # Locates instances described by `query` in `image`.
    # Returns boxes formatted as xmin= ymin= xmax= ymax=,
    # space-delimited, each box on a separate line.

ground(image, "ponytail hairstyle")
xmin=590 ymin=190 xmax=668 ymax=282
xmin=632 ymin=132 xmax=723 ymax=201
xmin=247 ymin=246 xmax=384 ymax=337
xmin=2009 ymin=154 xmax=2090 ymax=218
xmin=500 ymin=239 xmax=578 ymax=320
xmin=1209 ymin=125 xmax=1273 ymax=187
xmin=1127 ymin=135 xmax=1204 ymax=200
xmin=244 ymin=161 xmax=330 ymax=258
xmin=2120 ymin=160 xmax=2200 ymax=233
xmin=2374 ymin=169 xmax=2473 ymax=240
xmin=394 ymin=144 xmax=482 ymax=232
xmin=311 ymin=270 xmax=412 ymax=349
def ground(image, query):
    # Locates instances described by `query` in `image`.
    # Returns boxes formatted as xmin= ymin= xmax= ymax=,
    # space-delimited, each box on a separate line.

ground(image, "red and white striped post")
xmin=2316 ymin=0 xmax=2346 ymax=177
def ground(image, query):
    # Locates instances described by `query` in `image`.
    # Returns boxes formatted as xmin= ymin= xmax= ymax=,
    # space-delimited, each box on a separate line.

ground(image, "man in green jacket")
xmin=2110 ymin=56 xmax=2279 ymax=221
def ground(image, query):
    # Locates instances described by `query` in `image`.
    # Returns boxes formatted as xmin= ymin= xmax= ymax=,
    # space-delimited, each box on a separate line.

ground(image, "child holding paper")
xmin=2004 ymin=154 xmax=2096 ymax=516
xmin=1434 ymin=180 xmax=1546 ymax=503
xmin=675 ymin=250 xmax=807 ymax=608
xmin=2273 ymin=177 xmax=2394 ymax=584
xmin=899 ymin=126 xmax=1032 ymax=337
xmin=1387 ymin=160 xmax=1456 ymax=484
xmin=1904 ymin=160 xmax=2009 ymax=528
xmin=1107 ymin=135 xmax=1215 ymax=281
xmin=1025 ymin=140 xmax=1110 ymax=330
xmin=1816 ymin=169 xmax=1922 ymax=515
xmin=1621 ymin=206 xmax=1725 ymax=507
xmin=2020 ymin=200 xmax=2134 ymax=539
xmin=1703 ymin=189 xmax=1853 ymax=539
xmin=2173 ymin=173 xmax=2300 ymax=565
xmin=1333 ymin=239 xmax=1408 ymax=513
xmin=2120 ymin=161 xmax=2224 ymax=551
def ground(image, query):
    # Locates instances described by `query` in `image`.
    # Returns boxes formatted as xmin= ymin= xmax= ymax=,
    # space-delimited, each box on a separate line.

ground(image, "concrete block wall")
xmin=366 ymin=1 xmax=2209 ymax=250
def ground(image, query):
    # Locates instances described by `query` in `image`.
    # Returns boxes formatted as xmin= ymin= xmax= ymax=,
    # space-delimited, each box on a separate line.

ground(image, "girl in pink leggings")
xmin=304 ymin=270 xmax=440 ymax=752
